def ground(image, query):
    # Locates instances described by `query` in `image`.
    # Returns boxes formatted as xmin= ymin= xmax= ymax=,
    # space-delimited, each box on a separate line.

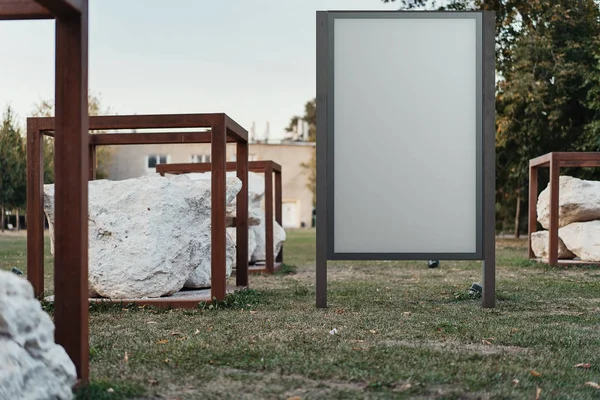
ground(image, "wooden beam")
xmin=236 ymin=141 xmax=249 ymax=287
xmin=548 ymin=154 xmax=560 ymax=266
xmin=34 ymin=0 xmax=80 ymax=18
xmin=275 ymin=170 xmax=283 ymax=263
xmin=90 ymin=131 xmax=219 ymax=146
xmin=53 ymin=0 xmax=89 ymax=383
xmin=0 ymin=0 xmax=53 ymax=20
xmin=26 ymin=120 xmax=45 ymax=298
xmin=211 ymin=117 xmax=227 ymax=301
xmin=156 ymin=161 xmax=280 ymax=175
xmin=265 ymin=165 xmax=274 ymax=273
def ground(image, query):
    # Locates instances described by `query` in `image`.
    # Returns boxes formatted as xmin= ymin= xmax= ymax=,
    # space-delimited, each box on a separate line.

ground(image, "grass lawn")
xmin=1 ymin=229 xmax=600 ymax=399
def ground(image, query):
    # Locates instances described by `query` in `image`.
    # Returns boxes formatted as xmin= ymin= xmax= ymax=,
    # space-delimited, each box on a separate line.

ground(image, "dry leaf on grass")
xmin=584 ymin=382 xmax=600 ymax=389
xmin=398 ymin=383 xmax=412 ymax=391
xmin=107 ymin=388 xmax=114 ymax=393
xmin=147 ymin=321 xmax=157 ymax=324
xmin=512 ymin=379 xmax=519 ymax=386
xmin=249 ymin=311 xmax=258 ymax=315
xmin=535 ymin=387 xmax=542 ymax=400
xmin=369 ymin=330 xmax=377 ymax=334
xmin=123 ymin=352 xmax=129 ymax=362
xmin=148 ymin=379 xmax=158 ymax=385
xmin=194 ymin=329 xmax=200 ymax=335
xmin=403 ymin=312 xmax=412 ymax=316
xmin=336 ymin=309 xmax=344 ymax=314
xmin=482 ymin=340 xmax=492 ymax=345
xmin=176 ymin=336 xmax=188 ymax=341
xmin=170 ymin=331 xmax=183 ymax=336
xmin=575 ymin=363 xmax=591 ymax=369
xmin=157 ymin=339 xmax=169 ymax=345
xmin=530 ymin=370 xmax=542 ymax=377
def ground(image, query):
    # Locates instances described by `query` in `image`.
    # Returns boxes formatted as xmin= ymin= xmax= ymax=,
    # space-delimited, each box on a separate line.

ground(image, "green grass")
xmin=2 ymin=230 xmax=600 ymax=399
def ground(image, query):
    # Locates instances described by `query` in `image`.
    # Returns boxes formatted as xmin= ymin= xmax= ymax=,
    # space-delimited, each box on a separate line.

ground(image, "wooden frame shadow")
xmin=27 ymin=113 xmax=249 ymax=308
xmin=528 ymin=151 xmax=600 ymax=266
xmin=156 ymin=161 xmax=283 ymax=274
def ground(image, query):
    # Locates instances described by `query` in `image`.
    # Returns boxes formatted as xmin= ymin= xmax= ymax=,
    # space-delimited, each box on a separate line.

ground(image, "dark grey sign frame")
xmin=316 ymin=10 xmax=496 ymax=308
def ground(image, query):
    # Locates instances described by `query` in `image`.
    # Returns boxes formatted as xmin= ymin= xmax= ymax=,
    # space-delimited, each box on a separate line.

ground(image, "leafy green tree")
xmin=0 ymin=106 xmax=26 ymax=231
xmin=32 ymin=92 xmax=114 ymax=182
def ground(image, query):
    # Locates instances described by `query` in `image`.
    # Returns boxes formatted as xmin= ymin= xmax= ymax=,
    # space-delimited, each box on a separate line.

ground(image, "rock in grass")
xmin=43 ymin=174 xmax=241 ymax=298
xmin=537 ymin=176 xmax=600 ymax=229
xmin=530 ymin=231 xmax=576 ymax=259
xmin=0 ymin=270 xmax=76 ymax=400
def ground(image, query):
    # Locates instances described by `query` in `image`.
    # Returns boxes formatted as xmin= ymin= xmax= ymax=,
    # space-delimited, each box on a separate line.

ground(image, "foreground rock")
xmin=530 ymin=231 xmax=576 ymax=259
xmin=537 ymin=175 xmax=600 ymax=229
xmin=559 ymin=221 xmax=600 ymax=261
xmin=251 ymin=217 xmax=286 ymax=262
xmin=0 ymin=271 xmax=76 ymax=400
xmin=44 ymin=174 xmax=242 ymax=298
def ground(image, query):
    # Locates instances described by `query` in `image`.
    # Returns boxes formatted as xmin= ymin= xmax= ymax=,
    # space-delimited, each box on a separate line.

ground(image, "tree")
xmin=286 ymin=99 xmax=316 ymax=206
xmin=0 ymin=106 xmax=26 ymax=231
xmin=32 ymin=92 xmax=114 ymax=182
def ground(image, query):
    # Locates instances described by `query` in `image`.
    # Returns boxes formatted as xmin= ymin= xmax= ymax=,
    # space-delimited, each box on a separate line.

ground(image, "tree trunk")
xmin=514 ymin=194 xmax=521 ymax=239
xmin=0 ymin=204 xmax=4 ymax=232
xmin=16 ymin=208 xmax=20 ymax=231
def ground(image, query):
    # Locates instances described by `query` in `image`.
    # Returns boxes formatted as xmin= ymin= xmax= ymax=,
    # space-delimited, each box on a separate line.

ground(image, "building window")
xmin=147 ymin=154 xmax=169 ymax=172
xmin=191 ymin=154 xmax=210 ymax=163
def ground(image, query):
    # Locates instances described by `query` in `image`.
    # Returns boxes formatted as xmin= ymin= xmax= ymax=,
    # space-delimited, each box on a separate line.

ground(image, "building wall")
xmin=105 ymin=142 xmax=315 ymax=228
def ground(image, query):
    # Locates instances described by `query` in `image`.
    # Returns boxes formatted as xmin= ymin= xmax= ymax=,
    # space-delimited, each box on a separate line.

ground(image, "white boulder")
xmin=0 ymin=271 xmax=76 ymax=400
xmin=227 ymin=226 xmax=258 ymax=267
xmin=559 ymin=221 xmax=600 ymax=262
xmin=251 ymin=216 xmax=286 ymax=262
xmin=44 ymin=174 xmax=241 ymax=299
xmin=537 ymin=175 xmax=600 ymax=229
xmin=530 ymin=231 xmax=576 ymax=259
xmin=169 ymin=171 xmax=264 ymax=226
xmin=183 ymin=224 xmax=236 ymax=289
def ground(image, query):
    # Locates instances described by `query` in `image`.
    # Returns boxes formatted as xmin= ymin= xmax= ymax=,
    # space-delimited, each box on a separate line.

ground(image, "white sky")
xmin=0 ymin=0 xmax=400 ymax=139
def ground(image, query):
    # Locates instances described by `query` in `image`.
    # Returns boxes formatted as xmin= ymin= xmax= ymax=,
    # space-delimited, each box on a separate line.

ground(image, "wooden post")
xmin=26 ymin=122 xmax=45 ymax=298
xmin=211 ymin=118 xmax=227 ymax=300
xmin=236 ymin=140 xmax=249 ymax=287
xmin=53 ymin=0 xmax=90 ymax=382
xmin=264 ymin=166 xmax=274 ymax=273
xmin=275 ymin=170 xmax=283 ymax=263
xmin=88 ymin=144 xmax=96 ymax=180
xmin=528 ymin=163 xmax=538 ymax=259
xmin=548 ymin=153 xmax=560 ymax=266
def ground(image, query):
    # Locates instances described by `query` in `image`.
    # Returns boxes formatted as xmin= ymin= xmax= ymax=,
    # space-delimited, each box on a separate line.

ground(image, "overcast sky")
xmin=0 ymin=0 xmax=400 ymax=139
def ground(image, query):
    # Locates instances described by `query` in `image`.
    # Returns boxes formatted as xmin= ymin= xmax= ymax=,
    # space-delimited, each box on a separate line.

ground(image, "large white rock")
xmin=44 ymin=174 xmax=242 ymax=299
xmin=559 ymin=221 xmax=600 ymax=261
xmin=0 ymin=271 xmax=76 ymax=400
xmin=169 ymin=171 xmax=264 ymax=226
xmin=530 ymin=231 xmax=576 ymax=259
xmin=227 ymin=226 xmax=258 ymax=267
xmin=251 ymin=215 xmax=286 ymax=262
xmin=537 ymin=175 xmax=600 ymax=229
xmin=183 ymin=225 xmax=236 ymax=289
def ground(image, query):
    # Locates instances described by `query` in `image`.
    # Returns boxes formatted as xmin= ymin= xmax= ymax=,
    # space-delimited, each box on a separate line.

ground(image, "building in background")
xmin=106 ymin=137 xmax=315 ymax=229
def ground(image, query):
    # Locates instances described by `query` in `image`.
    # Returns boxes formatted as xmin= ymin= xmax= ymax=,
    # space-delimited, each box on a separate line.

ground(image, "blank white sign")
xmin=333 ymin=16 xmax=478 ymax=254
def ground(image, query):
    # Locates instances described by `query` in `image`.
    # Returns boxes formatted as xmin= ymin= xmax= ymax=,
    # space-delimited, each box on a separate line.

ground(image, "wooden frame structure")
xmin=28 ymin=113 xmax=249 ymax=304
xmin=2 ymin=0 xmax=90 ymax=383
xmin=156 ymin=161 xmax=283 ymax=274
xmin=528 ymin=152 xmax=600 ymax=266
